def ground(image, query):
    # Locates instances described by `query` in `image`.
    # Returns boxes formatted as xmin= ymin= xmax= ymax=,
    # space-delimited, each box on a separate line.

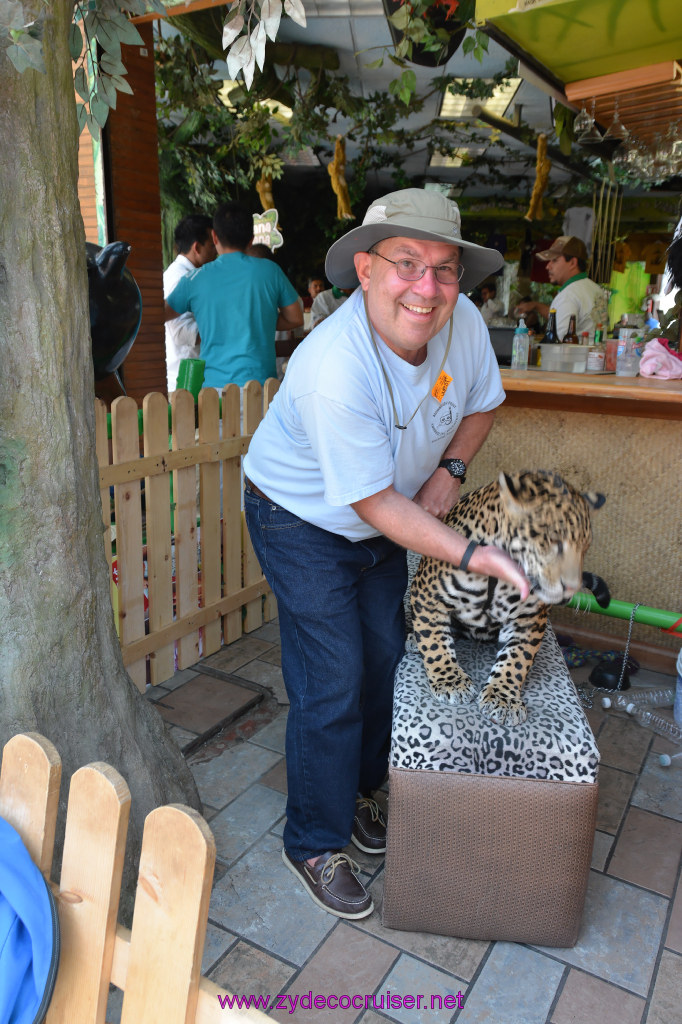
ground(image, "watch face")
xmin=441 ymin=458 xmax=466 ymax=478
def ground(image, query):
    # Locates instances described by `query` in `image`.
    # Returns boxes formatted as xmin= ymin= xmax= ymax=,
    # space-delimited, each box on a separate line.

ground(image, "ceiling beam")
xmin=471 ymin=105 xmax=596 ymax=180
xmin=133 ymin=0 xmax=229 ymax=24
xmin=565 ymin=61 xmax=682 ymax=103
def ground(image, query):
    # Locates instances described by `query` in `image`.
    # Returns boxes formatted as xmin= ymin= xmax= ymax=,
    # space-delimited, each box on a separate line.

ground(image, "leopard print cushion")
xmin=391 ymin=624 xmax=599 ymax=783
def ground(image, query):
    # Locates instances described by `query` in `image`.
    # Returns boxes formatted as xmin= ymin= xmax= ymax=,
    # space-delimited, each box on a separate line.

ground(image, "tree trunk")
xmin=0 ymin=1 xmax=200 ymax=920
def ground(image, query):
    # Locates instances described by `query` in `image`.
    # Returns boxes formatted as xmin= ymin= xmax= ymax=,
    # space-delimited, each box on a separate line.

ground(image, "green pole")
xmin=568 ymin=592 xmax=682 ymax=635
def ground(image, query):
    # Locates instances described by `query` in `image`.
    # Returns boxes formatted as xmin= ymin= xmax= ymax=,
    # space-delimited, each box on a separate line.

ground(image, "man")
xmin=163 ymin=215 xmax=216 ymax=392
xmin=515 ymin=236 xmax=608 ymax=339
xmin=310 ymin=283 xmax=354 ymax=327
xmin=478 ymin=280 xmax=505 ymax=325
xmin=305 ymin=275 xmax=325 ymax=309
xmin=165 ymin=202 xmax=302 ymax=388
xmin=242 ymin=189 xmax=529 ymax=920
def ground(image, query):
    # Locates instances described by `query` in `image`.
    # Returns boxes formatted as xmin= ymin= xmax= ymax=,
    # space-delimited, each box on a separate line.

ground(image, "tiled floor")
xmin=143 ymin=622 xmax=682 ymax=1024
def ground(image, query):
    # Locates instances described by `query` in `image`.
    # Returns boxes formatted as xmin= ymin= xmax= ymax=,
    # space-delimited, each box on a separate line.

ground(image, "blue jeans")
xmin=244 ymin=486 xmax=407 ymax=860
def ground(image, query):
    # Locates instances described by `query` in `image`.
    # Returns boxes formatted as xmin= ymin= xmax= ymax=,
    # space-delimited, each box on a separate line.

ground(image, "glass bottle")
xmin=562 ymin=314 xmax=579 ymax=344
xmin=543 ymin=309 xmax=558 ymax=344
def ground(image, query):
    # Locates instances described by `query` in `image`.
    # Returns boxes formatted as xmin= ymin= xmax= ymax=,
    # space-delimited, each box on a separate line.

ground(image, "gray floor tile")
xmin=209 ymin=783 xmax=287 ymax=863
xmin=631 ymin=750 xmax=682 ymax=822
xmin=162 ymin=666 xmax=203 ymax=691
xmin=250 ymin=712 xmax=288 ymax=754
xmin=533 ymin=871 xmax=669 ymax=995
xmin=209 ymin=831 xmax=336 ymax=965
xmin=189 ymin=740 xmax=281 ymax=808
xmin=591 ymin=829 xmax=614 ymax=870
xmin=167 ymin=724 xmax=199 ymax=750
xmin=646 ymin=949 xmax=682 ymax=1024
xmin=378 ymin=953 xmax=468 ymax=1024
xmin=201 ymin=922 xmax=238 ymax=973
xmin=356 ymin=872 xmax=489 ymax=982
xmin=235 ymin=659 xmax=289 ymax=705
xmin=208 ymin=939 xmax=295 ymax=1003
xmin=550 ymin=969 xmax=646 ymax=1024
xmin=456 ymin=943 xmax=564 ymax=1024
xmin=246 ymin=620 xmax=282 ymax=644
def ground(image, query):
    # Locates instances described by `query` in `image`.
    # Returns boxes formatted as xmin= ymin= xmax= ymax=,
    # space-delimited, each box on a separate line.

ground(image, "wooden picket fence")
xmin=0 ymin=731 xmax=269 ymax=1023
xmin=95 ymin=381 xmax=279 ymax=691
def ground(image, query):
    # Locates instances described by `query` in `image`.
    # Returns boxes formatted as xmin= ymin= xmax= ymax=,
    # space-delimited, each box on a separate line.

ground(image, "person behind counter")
xmin=242 ymin=187 xmax=530 ymax=921
xmin=478 ymin=280 xmax=505 ymax=325
xmin=515 ymin=236 xmax=608 ymax=340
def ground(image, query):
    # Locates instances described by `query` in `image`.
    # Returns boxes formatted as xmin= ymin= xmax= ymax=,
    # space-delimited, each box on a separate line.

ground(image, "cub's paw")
xmin=427 ymin=665 xmax=477 ymax=704
xmin=478 ymin=683 xmax=528 ymax=726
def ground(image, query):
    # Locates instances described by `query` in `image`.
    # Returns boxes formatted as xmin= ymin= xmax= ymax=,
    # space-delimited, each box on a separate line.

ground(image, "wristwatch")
xmin=438 ymin=458 xmax=467 ymax=483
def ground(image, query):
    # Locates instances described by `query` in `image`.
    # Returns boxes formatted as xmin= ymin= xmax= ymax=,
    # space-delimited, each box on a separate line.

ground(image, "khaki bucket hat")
xmin=325 ymin=188 xmax=504 ymax=291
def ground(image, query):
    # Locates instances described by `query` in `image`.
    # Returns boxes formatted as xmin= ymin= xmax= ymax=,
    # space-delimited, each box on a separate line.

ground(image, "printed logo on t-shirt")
xmin=430 ymin=400 xmax=458 ymax=440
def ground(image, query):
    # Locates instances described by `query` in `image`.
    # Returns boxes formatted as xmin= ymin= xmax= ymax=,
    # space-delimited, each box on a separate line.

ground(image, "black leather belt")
xmin=244 ymin=477 xmax=270 ymax=502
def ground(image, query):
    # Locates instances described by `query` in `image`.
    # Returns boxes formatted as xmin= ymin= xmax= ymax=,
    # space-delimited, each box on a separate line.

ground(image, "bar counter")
xmin=500 ymin=369 xmax=682 ymax=419
xmin=464 ymin=368 xmax=682 ymax=665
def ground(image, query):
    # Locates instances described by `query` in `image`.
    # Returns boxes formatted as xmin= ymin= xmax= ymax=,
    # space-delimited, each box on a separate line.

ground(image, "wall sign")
xmin=253 ymin=209 xmax=284 ymax=251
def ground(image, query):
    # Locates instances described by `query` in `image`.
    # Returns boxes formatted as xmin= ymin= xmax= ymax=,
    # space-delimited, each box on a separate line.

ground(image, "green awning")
xmin=476 ymin=0 xmax=682 ymax=83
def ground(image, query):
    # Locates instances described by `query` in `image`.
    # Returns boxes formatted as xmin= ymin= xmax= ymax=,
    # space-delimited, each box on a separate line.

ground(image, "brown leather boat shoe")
xmin=281 ymin=848 xmax=373 ymax=919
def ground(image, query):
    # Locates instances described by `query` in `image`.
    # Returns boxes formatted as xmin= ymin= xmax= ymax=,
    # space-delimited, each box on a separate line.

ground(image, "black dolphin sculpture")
xmin=87 ymin=240 xmax=142 ymax=389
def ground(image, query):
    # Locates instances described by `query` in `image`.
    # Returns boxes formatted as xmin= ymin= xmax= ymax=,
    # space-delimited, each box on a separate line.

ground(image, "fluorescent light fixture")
xmin=429 ymin=146 xmax=487 ymax=168
xmin=283 ymin=147 xmax=321 ymax=167
xmin=218 ymin=86 xmax=293 ymax=124
xmin=439 ymin=79 xmax=521 ymax=119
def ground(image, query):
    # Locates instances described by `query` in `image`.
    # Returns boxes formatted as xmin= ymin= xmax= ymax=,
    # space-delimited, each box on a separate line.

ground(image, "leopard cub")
xmin=410 ymin=470 xmax=607 ymax=726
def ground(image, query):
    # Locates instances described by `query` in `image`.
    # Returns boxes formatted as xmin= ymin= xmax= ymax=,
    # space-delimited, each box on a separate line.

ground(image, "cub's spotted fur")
xmin=410 ymin=470 xmax=606 ymax=726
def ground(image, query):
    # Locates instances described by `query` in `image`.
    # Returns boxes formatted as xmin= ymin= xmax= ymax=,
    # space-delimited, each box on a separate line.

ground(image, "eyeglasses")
xmin=367 ymin=249 xmax=464 ymax=285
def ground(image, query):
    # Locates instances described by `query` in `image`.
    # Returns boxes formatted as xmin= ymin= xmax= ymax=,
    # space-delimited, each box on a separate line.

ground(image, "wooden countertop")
xmin=499 ymin=369 xmax=682 ymax=419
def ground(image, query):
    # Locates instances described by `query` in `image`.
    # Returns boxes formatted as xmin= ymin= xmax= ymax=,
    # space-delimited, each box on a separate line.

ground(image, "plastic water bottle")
xmin=511 ymin=317 xmax=530 ymax=369
xmin=631 ymin=707 xmax=682 ymax=744
xmin=602 ymin=688 xmax=675 ymax=713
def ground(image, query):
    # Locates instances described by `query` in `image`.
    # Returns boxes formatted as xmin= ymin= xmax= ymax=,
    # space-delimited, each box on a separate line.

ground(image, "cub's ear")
xmin=582 ymin=491 xmax=606 ymax=510
xmin=498 ymin=471 xmax=525 ymax=516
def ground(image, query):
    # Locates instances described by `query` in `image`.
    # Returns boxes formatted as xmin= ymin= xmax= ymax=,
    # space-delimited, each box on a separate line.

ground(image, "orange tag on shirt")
xmin=431 ymin=371 xmax=452 ymax=403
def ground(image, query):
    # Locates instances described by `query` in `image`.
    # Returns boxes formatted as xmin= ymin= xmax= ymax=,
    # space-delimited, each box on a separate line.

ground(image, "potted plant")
xmin=381 ymin=0 xmax=473 ymax=68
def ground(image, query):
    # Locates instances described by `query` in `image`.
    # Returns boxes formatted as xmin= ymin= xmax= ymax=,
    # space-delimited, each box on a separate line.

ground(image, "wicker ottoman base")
xmin=383 ymin=767 xmax=597 ymax=947
xmin=382 ymin=629 xmax=599 ymax=947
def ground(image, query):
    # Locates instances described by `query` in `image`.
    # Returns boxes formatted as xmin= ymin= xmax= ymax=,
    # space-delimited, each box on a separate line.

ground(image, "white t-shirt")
xmin=310 ymin=288 xmax=349 ymax=326
xmin=164 ymin=254 xmax=200 ymax=392
xmin=244 ymin=288 xmax=504 ymax=540
xmin=553 ymin=275 xmax=609 ymax=340
xmin=479 ymin=296 xmax=505 ymax=325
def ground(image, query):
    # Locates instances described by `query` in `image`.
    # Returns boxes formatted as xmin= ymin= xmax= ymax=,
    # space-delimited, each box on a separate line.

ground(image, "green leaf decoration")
xmin=100 ymin=52 xmax=127 ymax=76
xmin=69 ymin=22 xmax=83 ymax=61
xmin=6 ymin=33 xmax=44 ymax=73
xmin=76 ymin=102 xmax=88 ymax=132
xmin=85 ymin=12 xmax=121 ymax=59
xmin=110 ymin=72 xmax=133 ymax=95
xmin=108 ymin=11 xmax=144 ymax=47
xmin=74 ymin=65 xmax=90 ymax=104
xmin=90 ymin=93 xmax=110 ymax=127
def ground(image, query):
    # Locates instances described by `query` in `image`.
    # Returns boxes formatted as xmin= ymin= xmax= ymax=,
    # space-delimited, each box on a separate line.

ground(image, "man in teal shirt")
xmin=165 ymin=202 xmax=302 ymax=388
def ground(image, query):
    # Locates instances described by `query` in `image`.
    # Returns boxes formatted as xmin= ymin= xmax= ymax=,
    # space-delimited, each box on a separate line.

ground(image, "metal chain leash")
xmin=577 ymin=603 xmax=641 ymax=709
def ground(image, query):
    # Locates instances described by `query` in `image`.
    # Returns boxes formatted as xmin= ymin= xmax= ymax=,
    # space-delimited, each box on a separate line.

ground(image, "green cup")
xmin=176 ymin=358 xmax=205 ymax=400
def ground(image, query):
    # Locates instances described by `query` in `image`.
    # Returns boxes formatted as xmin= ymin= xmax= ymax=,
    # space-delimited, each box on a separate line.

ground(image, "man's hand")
xmin=467 ymin=544 xmax=531 ymax=602
xmin=413 ymin=468 xmax=461 ymax=520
